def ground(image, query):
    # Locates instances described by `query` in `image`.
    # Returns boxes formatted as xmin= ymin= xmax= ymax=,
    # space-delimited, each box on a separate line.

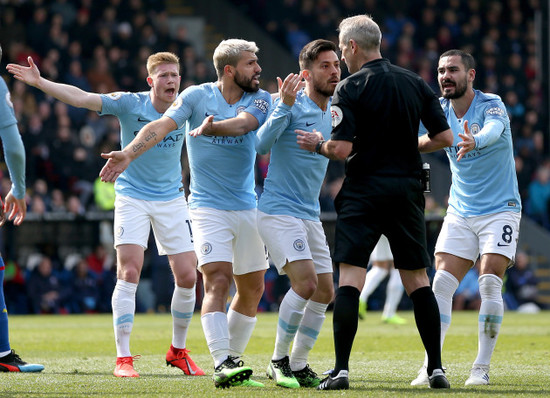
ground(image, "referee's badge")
xmin=331 ymin=105 xmax=343 ymax=128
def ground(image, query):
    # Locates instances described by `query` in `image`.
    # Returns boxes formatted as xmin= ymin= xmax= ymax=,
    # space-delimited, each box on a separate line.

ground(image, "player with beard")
xmin=412 ymin=49 xmax=521 ymax=387
xmin=250 ymin=39 xmax=340 ymax=388
xmin=8 ymin=52 xmax=203 ymax=378
xmin=100 ymin=39 xmax=272 ymax=389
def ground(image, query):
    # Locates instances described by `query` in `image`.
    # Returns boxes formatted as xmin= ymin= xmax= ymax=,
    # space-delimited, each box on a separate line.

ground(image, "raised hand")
xmin=457 ymin=120 xmax=475 ymax=161
xmin=278 ymin=72 xmax=304 ymax=107
xmin=6 ymin=56 xmax=42 ymax=88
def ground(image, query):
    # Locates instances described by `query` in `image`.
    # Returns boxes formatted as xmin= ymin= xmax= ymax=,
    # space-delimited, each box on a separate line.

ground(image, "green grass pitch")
xmin=1 ymin=311 xmax=549 ymax=397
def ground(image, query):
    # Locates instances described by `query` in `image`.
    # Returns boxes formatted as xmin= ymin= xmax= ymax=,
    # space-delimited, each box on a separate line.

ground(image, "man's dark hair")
xmin=440 ymin=49 xmax=476 ymax=70
xmin=299 ymin=39 xmax=337 ymax=71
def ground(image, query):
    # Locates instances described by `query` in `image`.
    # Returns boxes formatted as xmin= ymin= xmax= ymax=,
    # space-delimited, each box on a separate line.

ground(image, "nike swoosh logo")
xmin=497 ymin=242 xmax=510 ymax=247
xmin=305 ymin=122 xmax=316 ymax=127
xmin=138 ymin=117 xmax=151 ymax=123
xmin=205 ymin=112 xmax=214 ymax=117
xmin=185 ymin=358 xmax=197 ymax=375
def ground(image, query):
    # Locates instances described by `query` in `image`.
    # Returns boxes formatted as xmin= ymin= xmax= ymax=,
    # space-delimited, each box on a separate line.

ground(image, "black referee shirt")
xmin=331 ymin=58 xmax=449 ymax=180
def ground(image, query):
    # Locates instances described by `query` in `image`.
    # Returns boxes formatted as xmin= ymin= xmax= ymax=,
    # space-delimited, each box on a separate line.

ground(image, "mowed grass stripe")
xmin=1 ymin=311 xmax=549 ymax=397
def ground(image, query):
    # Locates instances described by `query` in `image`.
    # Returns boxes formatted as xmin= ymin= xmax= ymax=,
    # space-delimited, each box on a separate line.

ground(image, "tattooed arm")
xmin=99 ymin=116 xmax=177 ymax=182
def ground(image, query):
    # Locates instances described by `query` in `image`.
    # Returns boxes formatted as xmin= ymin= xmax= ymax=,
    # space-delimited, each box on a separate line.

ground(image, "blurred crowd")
xmin=0 ymin=0 xmax=546 ymax=313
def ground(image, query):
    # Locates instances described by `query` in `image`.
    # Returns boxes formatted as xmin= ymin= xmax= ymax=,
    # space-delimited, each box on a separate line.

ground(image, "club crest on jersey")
xmin=201 ymin=242 xmax=212 ymax=255
xmin=469 ymin=123 xmax=481 ymax=135
xmin=485 ymin=106 xmax=505 ymax=117
xmin=331 ymin=105 xmax=343 ymax=128
xmin=293 ymin=239 xmax=306 ymax=251
xmin=5 ymin=92 xmax=13 ymax=108
xmin=117 ymin=226 xmax=124 ymax=238
xmin=253 ymin=98 xmax=269 ymax=114
xmin=108 ymin=92 xmax=123 ymax=100
xmin=236 ymin=105 xmax=247 ymax=115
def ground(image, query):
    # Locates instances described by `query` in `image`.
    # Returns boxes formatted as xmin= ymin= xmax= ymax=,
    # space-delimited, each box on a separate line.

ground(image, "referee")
xmin=298 ymin=15 xmax=453 ymax=390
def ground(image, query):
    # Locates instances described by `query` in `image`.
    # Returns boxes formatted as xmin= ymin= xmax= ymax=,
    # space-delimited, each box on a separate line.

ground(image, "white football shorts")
xmin=114 ymin=195 xmax=194 ymax=255
xmin=370 ymin=234 xmax=393 ymax=262
xmin=257 ymin=210 xmax=333 ymax=275
xmin=435 ymin=211 xmax=521 ymax=264
xmin=190 ymin=207 xmax=268 ymax=275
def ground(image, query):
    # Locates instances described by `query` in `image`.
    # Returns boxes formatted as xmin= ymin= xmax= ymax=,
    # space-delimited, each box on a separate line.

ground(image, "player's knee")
xmin=293 ymin=276 xmax=318 ymax=300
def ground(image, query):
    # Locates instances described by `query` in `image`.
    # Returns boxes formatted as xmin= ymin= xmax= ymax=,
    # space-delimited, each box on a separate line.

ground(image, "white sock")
xmin=112 ymin=279 xmax=137 ymax=358
xmin=359 ymin=266 xmax=388 ymax=303
xmin=273 ymin=288 xmax=307 ymax=361
xmin=474 ymin=274 xmax=504 ymax=367
xmin=227 ymin=308 xmax=257 ymax=357
xmin=422 ymin=270 xmax=459 ymax=368
xmin=290 ymin=300 xmax=328 ymax=371
xmin=382 ymin=269 xmax=404 ymax=319
xmin=171 ymin=286 xmax=196 ymax=349
xmin=201 ymin=311 xmax=230 ymax=368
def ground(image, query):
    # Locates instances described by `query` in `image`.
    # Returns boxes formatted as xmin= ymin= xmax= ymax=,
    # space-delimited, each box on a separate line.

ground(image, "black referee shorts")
xmin=333 ymin=175 xmax=431 ymax=270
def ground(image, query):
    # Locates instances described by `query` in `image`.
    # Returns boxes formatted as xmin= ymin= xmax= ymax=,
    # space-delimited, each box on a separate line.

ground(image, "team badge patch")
xmin=201 ymin=242 xmax=212 ymax=255
xmin=469 ymin=123 xmax=481 ymax=135
xmin=293 ymin=239 xmax=305 ymax=251
xmin=171 ymin=97 xmax=183 ymax=109
xmin=117 ymin=226 xmax=124 ymax=238
xmin=236 ymin=105 xmax=246 ymax=115
xmin=108 ymin=92 xmax=123 ymax=100
xmin=485 ymin=106 xmax=505 ymax=117
xmin=253 ymin=98 xmax=269 ymax=114
xmin=331 ymin=105 xmax=343 ymax=128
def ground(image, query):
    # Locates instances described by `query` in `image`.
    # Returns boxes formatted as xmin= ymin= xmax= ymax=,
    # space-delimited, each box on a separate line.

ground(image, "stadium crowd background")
xmin=0 ymin=0 xmax=547 ymax=314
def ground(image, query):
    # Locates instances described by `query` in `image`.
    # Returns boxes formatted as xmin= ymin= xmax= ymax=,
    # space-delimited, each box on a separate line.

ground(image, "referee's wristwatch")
xmin=315 ymin=140 xmax=325 ymax=154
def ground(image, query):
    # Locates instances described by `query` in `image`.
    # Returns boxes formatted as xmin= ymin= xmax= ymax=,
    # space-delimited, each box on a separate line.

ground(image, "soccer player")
xmin=99 ymin=39 xmax=272 ymax=389
xmin=7 ymin=52 xmax=204 ymax=378
xmin=298 ymin=15 xmax=453 ymax=390
xmin=358 ymin=235 xmax=406 ymax=325
xmin=412 ymin=49 xmax=521 ymax=387
xmin=255 ymin=39 xmax=340 ymax=388
xmin=0 ymin=44 xmax=44 ymax=373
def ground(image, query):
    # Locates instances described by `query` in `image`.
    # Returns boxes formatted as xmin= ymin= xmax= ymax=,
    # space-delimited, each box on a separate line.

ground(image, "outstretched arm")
xmin=189 ymin=111 xmax=259 ymax=137
xmin=7 ymin=56 xmax=102 ymax=112
xmin=100 ymin=116 xmax=177 ymax=182
xmin=418 ymin=128 xmax=453 ymax=154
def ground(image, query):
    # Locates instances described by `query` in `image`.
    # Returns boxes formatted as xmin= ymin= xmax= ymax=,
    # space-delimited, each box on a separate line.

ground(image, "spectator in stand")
xmin=504 ymin=250 xmax=541 ymax=311
xmin=86 ymin=244 xmax=113 ymax=277
xmin=526 ymin=164 xmax=550 ymax=229
xmin=68 ymin=258 xmax=100 ymax=313
xmin=26 ymin=255 xmax=70 ymax=314
xmin=453 ymin=261 xmax=481 ymax=311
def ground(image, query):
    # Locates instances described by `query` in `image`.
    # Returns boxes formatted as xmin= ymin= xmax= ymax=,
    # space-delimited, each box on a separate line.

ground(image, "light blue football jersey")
xmin=422 ymin=89 xmax=521 ymax=216
xmin=100 ymin=92 xmax=186 ymax=201
xmin=164 ymin=82 xmax=271 ymax=210
xmin=256 ymin=90 xmax=331 ymax=221
xmin=0 ymin=77 xmax=26 ymax=199
xmin=0 ymin=77 xmax=16 ymax=129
